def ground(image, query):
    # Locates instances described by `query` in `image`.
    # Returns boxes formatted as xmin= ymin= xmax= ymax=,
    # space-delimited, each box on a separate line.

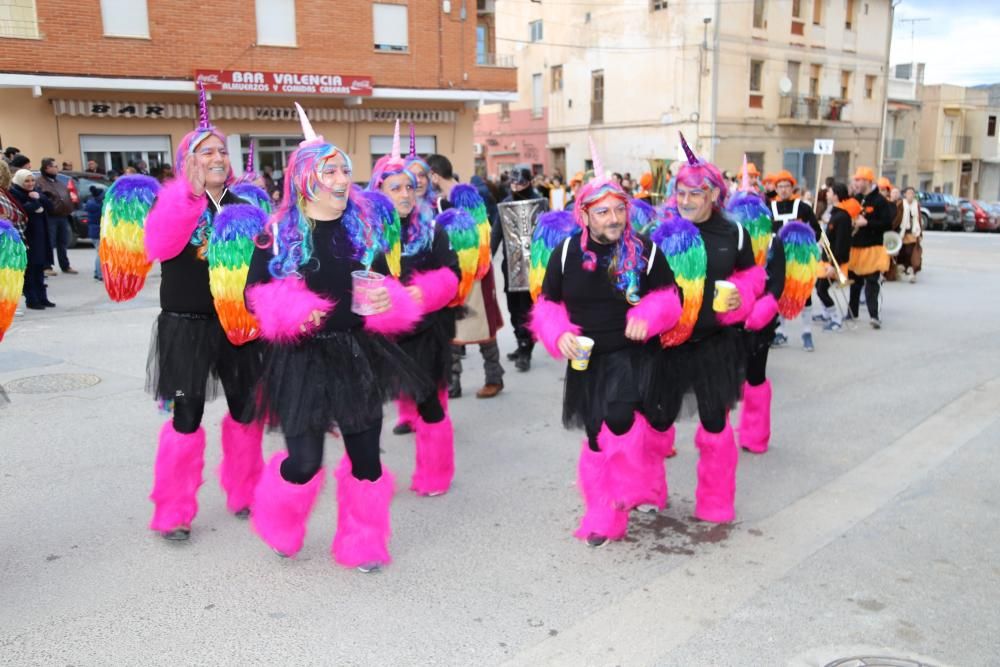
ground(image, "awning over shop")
xmin=51 ymin=99 xmax=458 ymax=123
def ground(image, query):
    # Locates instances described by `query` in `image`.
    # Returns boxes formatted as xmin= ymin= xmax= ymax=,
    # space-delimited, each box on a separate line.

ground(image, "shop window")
xmin=0 ymin=0 xmax=39 ymax=39
xmin=256 ymin=0 xmax=297 ymax=47
xmin=100 ymin=0 xmax=149 ymax=38
xmin=374 ymin=3 xmax=408 ymax=52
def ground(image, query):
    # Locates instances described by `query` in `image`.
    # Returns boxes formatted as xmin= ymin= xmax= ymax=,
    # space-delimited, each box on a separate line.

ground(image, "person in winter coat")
xmin=85 ymin=186 xmax=104 ymax=281
xmin=9 ymin=169 xmax=55 ymax=309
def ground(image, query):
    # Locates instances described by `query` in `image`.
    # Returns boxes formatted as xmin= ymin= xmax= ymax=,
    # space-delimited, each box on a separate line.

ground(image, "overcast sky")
xmin=891 ymin=0 xmax=999 ymax=86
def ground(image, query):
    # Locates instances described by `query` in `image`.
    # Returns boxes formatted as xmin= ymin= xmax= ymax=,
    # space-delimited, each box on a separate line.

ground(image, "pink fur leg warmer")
xmin=332 ymin=457 xmax=395 ymax=568
xmin=694 ymin=420 xmax=738 ymax=523
xmin=250 ymin=452 xmax=325 ymax=557
xmin=574 ymin=442 xmax=629 ymax=542
xmin=737 ymin=380 xmax=772 ymax=454
xmin=218 ymin=413 xmax=264 ymax=514
xmin=149 ymin=421 xmax=206 ymax=532
xmin=411 ymin=414 xmax=455 ymax=496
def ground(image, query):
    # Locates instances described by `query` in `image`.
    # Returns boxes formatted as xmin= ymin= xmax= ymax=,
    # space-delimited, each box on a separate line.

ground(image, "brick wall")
xmin=0 ymin=0 xmax=514 ymax=91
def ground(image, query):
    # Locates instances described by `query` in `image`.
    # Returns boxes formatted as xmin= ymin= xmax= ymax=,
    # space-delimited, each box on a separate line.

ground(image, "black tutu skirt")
xmin=146 ymin=311 xmax=262 ymax=404
xmin=254 ymin=328 xmax=435 ymax=437
xmin=642 ymin=326 xmax=747 ymax=426
xmin=562 ymin=344 xmax=652 ymax=435
xmin=397 ymin=309 xmax=456 ymax=390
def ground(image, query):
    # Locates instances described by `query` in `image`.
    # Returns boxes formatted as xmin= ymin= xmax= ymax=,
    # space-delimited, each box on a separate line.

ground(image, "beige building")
xmin=882 ymin=63 xmax=922 ymax=189
xmin=477 ymin=0 xmax=893 ymax=192
xmin=915 ymin=84 xmax=1000 ymax=198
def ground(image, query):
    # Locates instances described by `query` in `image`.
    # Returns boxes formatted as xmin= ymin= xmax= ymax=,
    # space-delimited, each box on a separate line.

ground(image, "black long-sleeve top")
xmin=692 ymin=210 xmax=758 ymax=340
xmin=400 ymin=218 xmax=461 ymax=334
xmin=541 ymin=234 xmax=674 ymax=354
xmin=851 ymin=187 xmax=894 ymax=248
xmin=763 ymin=236 xmax=786 ymax=301
xmin=826 ymin=206 xmax=853 ymax=265
xmin=159 ymin=189 xmax=246 ymax=315
xmin=245 ymin=217 xmax=392 ymax=334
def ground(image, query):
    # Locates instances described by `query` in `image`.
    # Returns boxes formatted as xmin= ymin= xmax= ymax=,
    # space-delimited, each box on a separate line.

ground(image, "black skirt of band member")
xmin=253 ymin=329 xmax=435 ymax=437
xmin=146 ymin=311 xmax=262 ymax=404
xmin=642 ymin=326 xmax=747 ymax=428
xmin=397 ymin=308 xmax=457 ymax=390
xmin=562 ymin=342 xmax=654 ymax=436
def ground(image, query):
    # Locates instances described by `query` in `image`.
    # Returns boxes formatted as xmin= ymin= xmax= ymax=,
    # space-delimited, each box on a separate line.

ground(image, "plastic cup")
xmin=351 ymin=270 xmax=386 ymax=316
xmin=570 ymin=336 xmax=595 ymax=371
xmin=712 ymin=279 xmax=736 ymax=312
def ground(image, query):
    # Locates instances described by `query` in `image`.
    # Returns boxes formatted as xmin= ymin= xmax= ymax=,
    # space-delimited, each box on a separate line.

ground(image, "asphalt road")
xmin=1 ymin=231 xmax=998 ymax=667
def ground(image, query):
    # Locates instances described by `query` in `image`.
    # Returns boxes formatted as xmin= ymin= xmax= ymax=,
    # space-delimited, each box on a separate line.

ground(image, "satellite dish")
xmin=778 ymin=77 xmax=793 ymax=96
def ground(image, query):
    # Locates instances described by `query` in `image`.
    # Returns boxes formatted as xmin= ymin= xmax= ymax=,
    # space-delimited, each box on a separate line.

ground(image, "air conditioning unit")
xmin=474 ymin=143 xmax=484 ymax=155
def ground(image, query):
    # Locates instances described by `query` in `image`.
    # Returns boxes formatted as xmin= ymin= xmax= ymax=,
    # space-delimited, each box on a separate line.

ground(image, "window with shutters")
xmin=591 ymin=70 xmax=604 ymax=124
xmin=374 ymin=3 xmax=409 ymax=52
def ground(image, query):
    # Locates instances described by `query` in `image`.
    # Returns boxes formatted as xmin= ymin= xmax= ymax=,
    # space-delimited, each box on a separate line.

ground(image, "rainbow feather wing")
xmin=726 ymin=190 xmax=773 ymax=268
xmin=99 ymin=175 xmax=158 ymax=302
xmin=0 ymin=219 xmax=27 ymax=342
xmin=652 ymin=217 xmax=706 ymax=347
xmin=450 ymin=184 xmax=492 ymax=280
xmin=529 ymin=210 xmax=579 ymax=302
xmin=207 ymin=204 xmax=268 ymax=345
xmin=435 ymin=207 xmax=479 ymax=306
xmin=231 ymin=183 xmax=273 ymax=214
xmin=777 ymin=221 xmax=820 ymax=319
xmin=360 ymin=190 xmax=402 ymax=277
xmin=629 ymin=198 xmax=657 ymax=235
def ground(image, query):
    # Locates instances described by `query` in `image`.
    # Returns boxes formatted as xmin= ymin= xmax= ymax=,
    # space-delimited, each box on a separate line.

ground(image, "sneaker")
xmin=357 ymin=562 xmax=382 ymax=573
xmin=161 ymin=528 xmax=191 ymax=541
xmin=392 ymin=422 xmax=413 ymax=435
xmin=234 ymin=508 xmax=251 ymax=519
xmin=843 ymin=312 xmax=857 ymax=322
xmin=823 ymin=320 xmax=843 ymax=332
xmin=909 ymin=274 xmax=916 ymax=284
xmin=585 ymin=533 xmax=609 ymax=548
xmin=802 ymin=332 xmax=814 ymax=351
xmin=771 ymin=332 xmax=788 ymax=348
xmin=870 ymin=319 xmax=882 ymax=330
xmin=811 ymin=312 xmax=830 ymax=323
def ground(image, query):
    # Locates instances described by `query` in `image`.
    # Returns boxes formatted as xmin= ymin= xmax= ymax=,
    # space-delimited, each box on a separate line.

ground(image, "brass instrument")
xmin=819 ymin=231 xmax=848 ymax=287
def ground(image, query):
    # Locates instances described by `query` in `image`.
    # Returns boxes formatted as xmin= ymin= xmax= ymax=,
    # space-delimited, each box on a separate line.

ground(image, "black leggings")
xmin=585 ymin=401 xmax=637 ymax=451
xmin=416 ymin=391 xmax=445 ymax=424
xmin=746 ymin=344 xmax=770 ymax=387
xmin=172 ymin=381 xmax=255 ymax=434
xmin=849 ymin=273 xmax=880 ymax=319
xmin=280 ymin=419 xmax=384 ymax=484
xmin=506 ymin=291 xmax=535 ymax=348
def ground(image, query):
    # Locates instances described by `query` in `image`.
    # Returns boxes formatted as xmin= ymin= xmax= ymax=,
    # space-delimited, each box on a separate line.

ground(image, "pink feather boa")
xmin=717 ymin=265 xmax=766 ymax=326
xmin=626 ymin=286 xmax=682 ymax=340
xmin=363 ymin=276 xmax=422 ymax=336
xmin=408 ymin=268 xmax=459 ymax=315
xmin=144 ymin=177 xmax=208 ymax=262
xmin=245 ymin=278 xmax=336 ymax=343
xmin=528 ymin=296 xmax=581 ymax=359
xmin=745 ymin=293 xmax=779 ymax=331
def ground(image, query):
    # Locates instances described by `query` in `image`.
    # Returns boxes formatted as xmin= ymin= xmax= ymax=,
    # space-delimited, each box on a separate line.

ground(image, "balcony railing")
xmin=477 ymin=52 xmax=516 ymax=68
xmin=885 ymin=138 xmax=905 ymax=160
xmin=942 ymin=135 xmax=972 ymax=155
xmin=778 ymin=95 xmax=847 ymax=122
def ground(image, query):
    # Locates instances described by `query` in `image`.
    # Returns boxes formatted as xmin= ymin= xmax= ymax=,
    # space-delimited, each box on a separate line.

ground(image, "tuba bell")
xmin=883 ymin=231 xmax=903 ymax=256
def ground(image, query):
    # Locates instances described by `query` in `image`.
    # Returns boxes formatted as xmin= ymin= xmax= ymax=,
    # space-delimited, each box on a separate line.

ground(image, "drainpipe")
xmin=709 ymin=0 xmax=721 ymax=163
xmin=877 ymin=2 xmax=900 ymax=174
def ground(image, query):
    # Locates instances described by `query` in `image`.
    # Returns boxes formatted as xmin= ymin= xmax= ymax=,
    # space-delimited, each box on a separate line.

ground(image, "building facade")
xmin=0 ymin=0 xmax=516 ymax=182
xmin=475 ymin=0 xmax=892 ymax=193
xmin=882 ymin=62 xmax=922 ymax=189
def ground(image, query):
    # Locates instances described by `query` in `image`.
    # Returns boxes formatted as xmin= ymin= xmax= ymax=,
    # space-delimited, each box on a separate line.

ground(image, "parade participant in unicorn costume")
xmin=368 ymin=121 xmax=461 ymax=496
xmin=118 ymin=84 xmax=266 ymax=541
xmin=727 ymin=157 xmax=817 ymax=454
xmin=0 ymin=216 xmax=26 ymax=406
xmin=529 ymin=140 xmax=681 ymax=547
xmin=231 ymin=140 xmax=272 ymax=213
xmin=643 ymin=134 xmax=768 ymax=524
xmin=245 ymin=105 xmax=432 ymax=572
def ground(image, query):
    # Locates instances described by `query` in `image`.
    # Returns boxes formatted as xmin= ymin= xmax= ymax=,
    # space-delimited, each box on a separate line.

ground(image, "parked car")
xmin=916 ymin=191 xmax=960 ymax=231
xmin=986 ymin=203 xmax=1000 ymax=232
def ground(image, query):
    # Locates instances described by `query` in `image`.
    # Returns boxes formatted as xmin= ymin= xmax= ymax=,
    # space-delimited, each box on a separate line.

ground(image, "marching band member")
xmin=848 ymin=167 xmax=894 ymax=328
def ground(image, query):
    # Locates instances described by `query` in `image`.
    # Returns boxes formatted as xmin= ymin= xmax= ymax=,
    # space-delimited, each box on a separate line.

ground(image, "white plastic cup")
xmin=570 ymin=336 xmax=595 ymax=371
xmin=351 ymin=270 xmax=386 ymax=316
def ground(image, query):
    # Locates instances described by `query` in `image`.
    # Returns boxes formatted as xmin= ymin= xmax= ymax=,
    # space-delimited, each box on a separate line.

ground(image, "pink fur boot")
xmin=737 ymin=380 xmax=772 ymax=454
xmin=411 ymin=415 xmax=455 ymax=496
xmin=250 ymin=452 xmax=325 ymax=557
xmin=694 ymin=421 xmax=738 ymax=523
xmin=149 ymin=421 xmax=206 ymax=533
xmin=218 ymin=413 xmax=264 ymax=515
xmin=332 ymin=458 xmax=396 ymax=570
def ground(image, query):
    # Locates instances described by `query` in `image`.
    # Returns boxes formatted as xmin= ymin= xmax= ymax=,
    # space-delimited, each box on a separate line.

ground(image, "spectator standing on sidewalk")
xmin=35 ymin=158 xmax=77 ymax=275
xmin=85 ymin=186 xmax=104 ymax=281
xmin=9 ymin=169 xmax=55 ymax=309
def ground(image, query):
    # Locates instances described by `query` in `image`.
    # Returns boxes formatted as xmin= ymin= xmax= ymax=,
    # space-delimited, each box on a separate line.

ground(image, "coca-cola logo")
xmin=352 ymin=80 xmax=372 ymax=91
xmin=196 ymin=73 xmax=221 ymax=84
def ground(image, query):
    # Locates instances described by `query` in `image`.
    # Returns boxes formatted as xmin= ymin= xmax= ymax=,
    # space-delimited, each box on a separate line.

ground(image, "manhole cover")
xmin=825 ymin=658 xmax=933 ymax=667
xmin=4 ymin=373 xmax=102 ymax=394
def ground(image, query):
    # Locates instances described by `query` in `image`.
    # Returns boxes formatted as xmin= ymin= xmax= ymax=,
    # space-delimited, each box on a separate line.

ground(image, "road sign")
xmin=814 ymin=139 xmax=834 ymax=155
